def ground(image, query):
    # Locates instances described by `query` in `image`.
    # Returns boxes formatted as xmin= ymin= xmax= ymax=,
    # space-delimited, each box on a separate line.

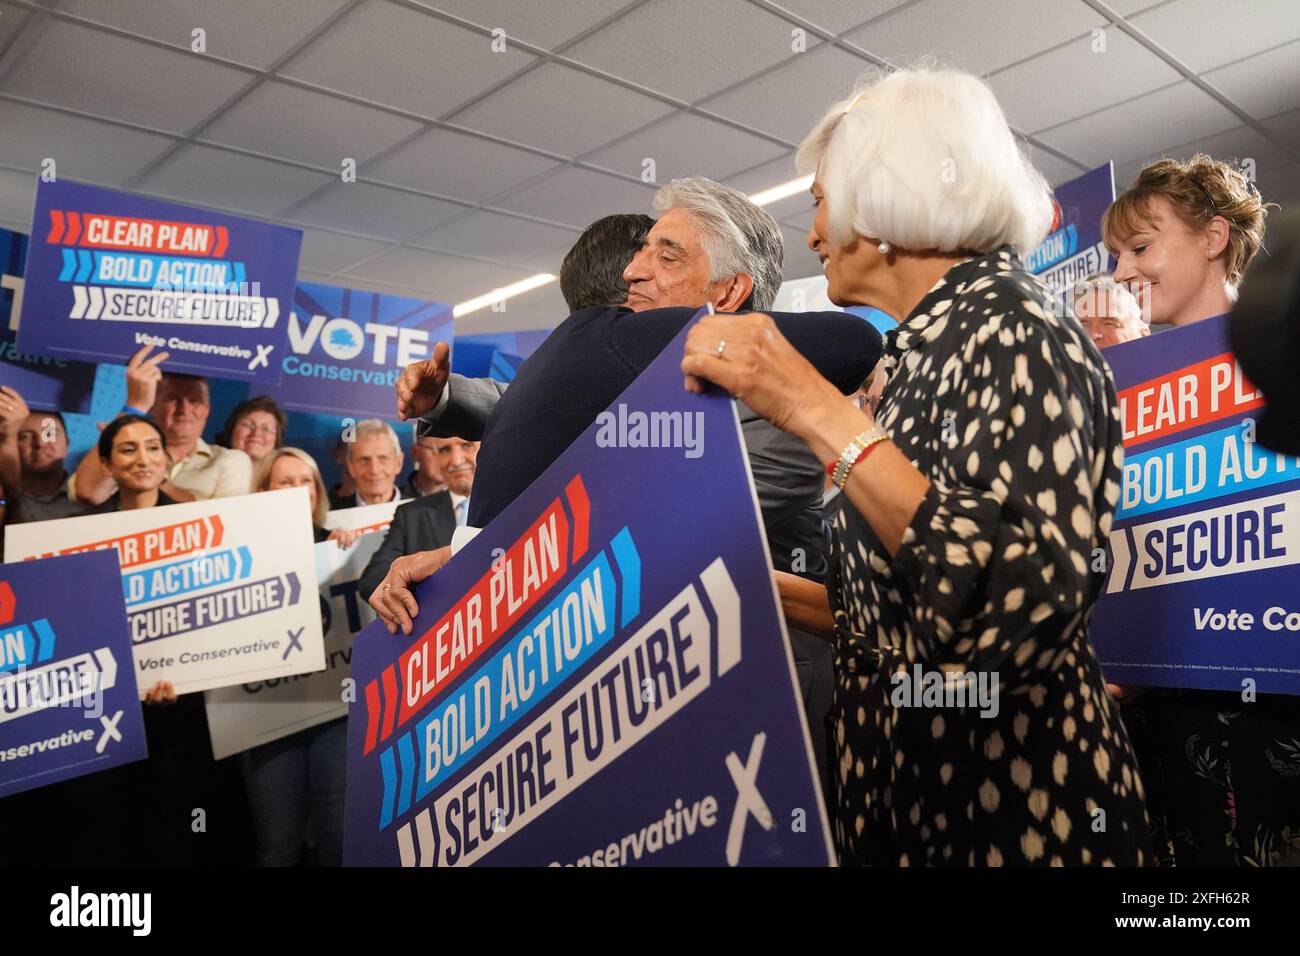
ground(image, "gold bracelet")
xmin=831 ymin=426 xmax=888 ymax=489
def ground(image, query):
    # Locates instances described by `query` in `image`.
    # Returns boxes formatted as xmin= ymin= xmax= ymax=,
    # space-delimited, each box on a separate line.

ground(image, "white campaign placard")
xmin=323 ymin=499 xmax=407 ymax=534
xmin=203 ymin=531 xmax=382 ymax=760
xmin=3 ymin=487 xmax=324 ymax=695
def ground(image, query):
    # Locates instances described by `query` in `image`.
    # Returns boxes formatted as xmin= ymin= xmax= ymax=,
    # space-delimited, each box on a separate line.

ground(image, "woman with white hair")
xmin=683 ymin=67 xmax=1151 ymax=865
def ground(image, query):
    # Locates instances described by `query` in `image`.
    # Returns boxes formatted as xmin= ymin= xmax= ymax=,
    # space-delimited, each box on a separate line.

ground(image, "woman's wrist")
xmin=798 ymin=388 xmax=875 ymax=464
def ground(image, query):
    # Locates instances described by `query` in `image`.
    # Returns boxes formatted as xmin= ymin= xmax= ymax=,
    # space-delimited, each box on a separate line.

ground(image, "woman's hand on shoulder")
xmin=681 ymin=312 xmax=843 ymax=437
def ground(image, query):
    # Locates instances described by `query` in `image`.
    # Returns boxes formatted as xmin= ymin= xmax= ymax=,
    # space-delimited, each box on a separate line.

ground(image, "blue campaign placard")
xmin=343 ymin=316 xmax=834 ymax=866
xmin=1025 ymin=162 xmax=1116 ymax=294
xmin=1090 ymin=314 xmax=1300 ymax=693
xmin=0 ymin=550 xmax=146 ymax=798
xmin=453 ymin=329 xmax=551 ymax=382
xmin=263 ymin=281 xmax=454 ymax=419
xmin=0 ymin=225 xmax=95 ymax=413
xmin=16 ymin=179 xmax=302 ymax=385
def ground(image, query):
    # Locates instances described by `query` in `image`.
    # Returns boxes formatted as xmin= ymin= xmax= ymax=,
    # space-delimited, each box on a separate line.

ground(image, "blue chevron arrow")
xmin=59 ymin=248 xmax=76 ymax=281
xmin=396 ymin=731 xmax=415 ymax=818
xmin=31 ymin=618 xmax=56 ymax=662
xmin=378 ymin=745 xmax=397 ymax=830
xmin=75 ymin=249 xmax=94 ymax=283
xmin=611 ymin=526 xmax=641 ymax=627
xmin=235 ymin=545 xmax=253 ymax=579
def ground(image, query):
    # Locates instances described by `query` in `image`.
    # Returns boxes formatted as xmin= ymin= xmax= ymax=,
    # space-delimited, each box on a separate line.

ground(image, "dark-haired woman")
xmin=216 ymin=395 xmax=286 ymax=469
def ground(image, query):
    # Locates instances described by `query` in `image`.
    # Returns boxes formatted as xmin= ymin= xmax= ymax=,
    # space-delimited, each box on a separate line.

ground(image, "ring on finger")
xmin=715 ymin=340 xmax=727 ymax=358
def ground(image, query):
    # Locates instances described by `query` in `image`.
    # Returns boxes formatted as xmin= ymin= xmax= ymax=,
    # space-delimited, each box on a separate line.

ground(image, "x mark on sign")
xmin=724 ymin=731 xmax=774 ymax=866
xmin=248 ymin=344 xmax=274 ymax=370
xmin=282 ymin=627 xmax=304 ymax=660
xmin=95 ymin=710 xmax=124 ymax=754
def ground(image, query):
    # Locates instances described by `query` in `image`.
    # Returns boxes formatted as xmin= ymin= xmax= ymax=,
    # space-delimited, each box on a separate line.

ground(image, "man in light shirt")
xmin=70 ymin=345 xmax=252 ymax=504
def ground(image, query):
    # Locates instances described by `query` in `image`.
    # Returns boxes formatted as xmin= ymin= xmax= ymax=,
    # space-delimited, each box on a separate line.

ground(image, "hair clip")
xmin=1187 ymin=174 xmax=1219 ymax=216
xmin=841 ymin=91 xmax=866 ymax=115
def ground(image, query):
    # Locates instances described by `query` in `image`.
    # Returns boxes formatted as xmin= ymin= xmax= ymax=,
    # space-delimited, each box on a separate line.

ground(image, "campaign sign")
xmin=0 ymin=550 xmax=146 ymax=797
xmin=344 ymin=319 xmax=834 ymax=867
xmin=1091 ymin=315 xmax=1300 ymax=693
xmin=0 ymin=225 xmax=94 ymax=413
xmin=205 ymin=532 xmax=380 ymax=760
xmin=17 ymin=179 xmax=302 ymax=384
xmin=453 ymin=330 xmax=550 ymax=382
xmin=3 ymin=488 xmax=325 ymax=695
xmin=265 ymin=281 xmax=454 ymax=418
xmin=1025 ymin=162 xmax=1116 ymax=294
xmin=324 ymin=500 xmax=407 ymax=535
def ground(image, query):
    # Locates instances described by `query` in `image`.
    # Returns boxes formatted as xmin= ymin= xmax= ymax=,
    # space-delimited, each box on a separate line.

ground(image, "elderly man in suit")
xmin=358 ymin=435 xmax=478 ymax=603
xmin=374 ymin=182 xmax=882 ymax=798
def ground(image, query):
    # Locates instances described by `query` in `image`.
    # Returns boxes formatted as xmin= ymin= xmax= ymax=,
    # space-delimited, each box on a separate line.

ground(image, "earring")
xmin=878 ymin=241 xmax=891 ymax=255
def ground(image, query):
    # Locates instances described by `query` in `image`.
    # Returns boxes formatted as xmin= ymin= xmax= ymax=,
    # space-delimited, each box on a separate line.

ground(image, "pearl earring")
xmin=878 ymin=241 xmax=891 ymax=255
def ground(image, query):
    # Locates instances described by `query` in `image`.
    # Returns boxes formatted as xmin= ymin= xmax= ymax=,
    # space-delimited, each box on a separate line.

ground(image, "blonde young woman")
xmin=242 ymin=446 xmax=359 ymax=865
xmin=1102 ymin=155 xmax=1293 ymax=866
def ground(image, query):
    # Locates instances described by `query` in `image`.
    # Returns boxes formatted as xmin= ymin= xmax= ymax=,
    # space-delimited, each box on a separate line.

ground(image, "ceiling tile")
xmin=761 ymin=0 xmax=914 ymax=35
xmin=849 ymin=0 xmax=1104 ymax=76
xmin=0 ymin=19 xmax=251 ymax=132
xmin=1255 ymin=159 xmax=1300 ymax=205
xmin=416 ymin=0 xmax=635 ymax=50
xmin=564 ymin=0 xmax=802 ymax=103
xmin=704 ymin=42 xmax=875 ymax=144
xmin=0 ymin=2 xmax=34 ymax=50
xmin=1037 ymin=81 xmax=1240 ymax=167
xmin=1129 ymin=0 xmax=1300 ymax=74
xmin=1024 ymin=141 xmax=1090 ymax=186
xmin=280 ymin=0 xmax=536 ymax=118
xmin=54 ymin=0 xmax=352 ymax=69
xmin=295 ymin=226 xmax=393 ymax=274
xmin=1108 ymin=0 xmax=1176 ymax=14
xmin=1262 ymin=107 xmax=1300 ymax=152
xmin=1114 ymin=124 xmax=1292 ymax=192
xmin=988 ymin=28 xmax=1181 ymax=132
xmin=202 ymin=80 xmax=423 ymax=166
xmin=1202 ymin=38 xmax=1300 ymax=119
xmin=490 ymin=165 xmax=657 ymax=228
xmin=411 ymin=209 xmax=577 ymax=266
xmin=727 ymin=153 xmax=800 ymax=196
xmin=0 ymin=100 xmax=176 ymax=185
xmin=344 ymin=247 xmax=529 ymax=301
xmin=289 ymin=181 xmax=464 ymax=239
xmin=133 ymin=143 xmax=335 ymax=214
xmin=364 ymin=127 xmax=559 ymax=202
xmin=455 ymin=280 xmax=570 ymax=333
xmin=586 ymin=111 xmax=788 ymax=183
xmin=453 ymin=61 xmax=675 ymax=156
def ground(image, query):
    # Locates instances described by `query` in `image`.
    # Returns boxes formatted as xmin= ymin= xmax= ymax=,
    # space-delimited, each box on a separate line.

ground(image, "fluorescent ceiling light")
xmin=749 ymin=174 xmax=813 ymax=207
xmin=453 ymin=273 xmax=556 ymax=318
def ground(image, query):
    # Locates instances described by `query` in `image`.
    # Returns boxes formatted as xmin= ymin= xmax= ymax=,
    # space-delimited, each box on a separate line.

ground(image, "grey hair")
xmin=349 ymin=419 xmax=402 ymax=459
xmin=652 ymin=177 xmax=784 ymax=311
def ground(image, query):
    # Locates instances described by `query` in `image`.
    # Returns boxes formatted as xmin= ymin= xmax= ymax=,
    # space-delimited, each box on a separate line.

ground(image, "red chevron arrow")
xmin=0 ymin=581 xmax=14 ymax=626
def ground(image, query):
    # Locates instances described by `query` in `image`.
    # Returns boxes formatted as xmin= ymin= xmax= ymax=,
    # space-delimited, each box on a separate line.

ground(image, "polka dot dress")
xmin=825 ymin=248 xmax=1152 ymax=866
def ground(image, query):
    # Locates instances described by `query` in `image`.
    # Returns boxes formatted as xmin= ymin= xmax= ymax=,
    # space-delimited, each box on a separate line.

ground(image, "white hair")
xmin=653 ymin=177 xmax=783 ymax=311
xmin=1072 ymin=272 xmax=1147 ymax=325
xmin=796 ymin=67 xmax=1054 ymax=256
xmin=349 ymin=419 xmax=402 ymax=458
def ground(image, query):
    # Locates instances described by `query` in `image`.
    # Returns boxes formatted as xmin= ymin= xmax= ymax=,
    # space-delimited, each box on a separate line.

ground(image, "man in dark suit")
xmin=358 ymin=436 xmax=478 ymax=602
xmin=381 ymin=182 xmax=881 ymax=798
